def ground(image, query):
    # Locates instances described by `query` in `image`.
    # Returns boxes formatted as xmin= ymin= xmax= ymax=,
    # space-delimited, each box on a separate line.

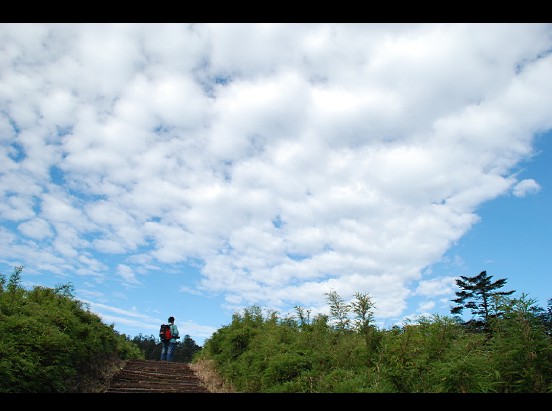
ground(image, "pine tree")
xmin=450 ymin=270 xmax=515 ymax=331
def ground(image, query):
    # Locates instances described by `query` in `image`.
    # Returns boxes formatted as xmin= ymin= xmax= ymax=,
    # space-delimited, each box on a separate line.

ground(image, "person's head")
xmin=168 ymin=316 xmax=175 ymax=323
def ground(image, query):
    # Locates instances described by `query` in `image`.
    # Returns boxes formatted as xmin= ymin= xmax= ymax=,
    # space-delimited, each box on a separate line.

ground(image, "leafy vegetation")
xmin=2 ymin=265 xmax=551 ymax=393
xmin=194 ymin=284 xmax=552 ymax=393
xmin=0 ymin=266 xmax=143 ymax=393
xmin=0 ymin=266 xmax=204 ymax=393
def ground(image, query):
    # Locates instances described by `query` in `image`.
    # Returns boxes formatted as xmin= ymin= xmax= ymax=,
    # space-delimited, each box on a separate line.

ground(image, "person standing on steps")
xmin=160 ymin=316 xmax=180 ymax=362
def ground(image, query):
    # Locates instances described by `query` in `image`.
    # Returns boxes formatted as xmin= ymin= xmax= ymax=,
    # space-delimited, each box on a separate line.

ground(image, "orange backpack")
xmin=159 ymin=324 xmax=172 ymax=341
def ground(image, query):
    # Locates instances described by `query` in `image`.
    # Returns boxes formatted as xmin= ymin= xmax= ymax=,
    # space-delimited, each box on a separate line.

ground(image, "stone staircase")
xmin=105 ymin=359 xmax=210 ymax=393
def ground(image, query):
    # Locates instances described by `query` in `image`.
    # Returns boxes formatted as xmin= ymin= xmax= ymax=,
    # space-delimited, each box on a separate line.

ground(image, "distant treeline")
xmin=129 ymin=333 xmax=202 ymax=363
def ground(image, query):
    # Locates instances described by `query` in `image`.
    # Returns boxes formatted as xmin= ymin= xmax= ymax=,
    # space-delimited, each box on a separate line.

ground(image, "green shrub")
xmin=0 ymin=267 xmax=143 ymax=393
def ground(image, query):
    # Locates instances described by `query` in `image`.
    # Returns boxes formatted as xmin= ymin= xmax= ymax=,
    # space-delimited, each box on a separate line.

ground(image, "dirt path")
xmin=105 ymin=359 xmax=210 ymax=393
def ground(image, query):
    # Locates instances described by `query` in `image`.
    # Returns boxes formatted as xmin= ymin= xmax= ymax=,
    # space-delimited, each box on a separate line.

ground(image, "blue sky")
xmin=1 ymin=23 xmax=551 ymax=346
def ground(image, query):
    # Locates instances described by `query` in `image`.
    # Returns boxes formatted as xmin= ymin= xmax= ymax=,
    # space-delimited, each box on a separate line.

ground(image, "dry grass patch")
xmin=189 ymin=358 xmax=237 ymax=393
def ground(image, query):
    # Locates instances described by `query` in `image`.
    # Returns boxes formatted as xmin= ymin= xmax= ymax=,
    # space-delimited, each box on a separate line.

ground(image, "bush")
xmin=0 ymin=267 xmax=143 ymax=393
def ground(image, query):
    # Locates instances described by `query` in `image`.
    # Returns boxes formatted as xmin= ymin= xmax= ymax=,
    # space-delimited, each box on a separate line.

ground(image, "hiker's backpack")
xmin=159 ymin=324 xmax=172 ymax=341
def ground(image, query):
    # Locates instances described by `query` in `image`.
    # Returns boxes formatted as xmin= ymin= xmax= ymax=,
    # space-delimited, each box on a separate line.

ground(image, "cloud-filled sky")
xmin=1 ymin=23 xmax=551 ymax=345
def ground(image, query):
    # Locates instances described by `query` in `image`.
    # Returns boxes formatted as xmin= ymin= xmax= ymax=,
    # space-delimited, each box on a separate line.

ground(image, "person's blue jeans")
xmin=160 ymin=341 xmax=176 ymax=361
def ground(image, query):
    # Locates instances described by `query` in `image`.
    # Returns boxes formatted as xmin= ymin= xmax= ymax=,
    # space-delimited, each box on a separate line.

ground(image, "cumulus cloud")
xmin=512 ymin=178 xmax=541 ymax=197
xmin=1 ymin=23 xmax=551 ymax=334
xmin=117 ymin=264 xmax=140 ymax=285
xmin=17 ymin=218 xmax=53 ymax=240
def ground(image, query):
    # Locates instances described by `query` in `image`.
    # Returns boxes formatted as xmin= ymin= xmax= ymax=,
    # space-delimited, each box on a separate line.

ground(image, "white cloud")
xmin=117 ymin=264 xmax=140 ymax=285
xmin=512 ymin=179 xmax=541 ymax=197
xmin=17 ymin=218 xmax=53 ymax=240
xmin=1 ymin=23 xmax=551 ymax=334
xmin=415 ymin=276 xmax=458 ymax=297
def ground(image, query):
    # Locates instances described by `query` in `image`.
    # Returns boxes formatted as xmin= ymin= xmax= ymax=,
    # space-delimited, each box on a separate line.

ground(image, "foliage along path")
xmin=105 ymin=359 xmax=210 ymax=393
